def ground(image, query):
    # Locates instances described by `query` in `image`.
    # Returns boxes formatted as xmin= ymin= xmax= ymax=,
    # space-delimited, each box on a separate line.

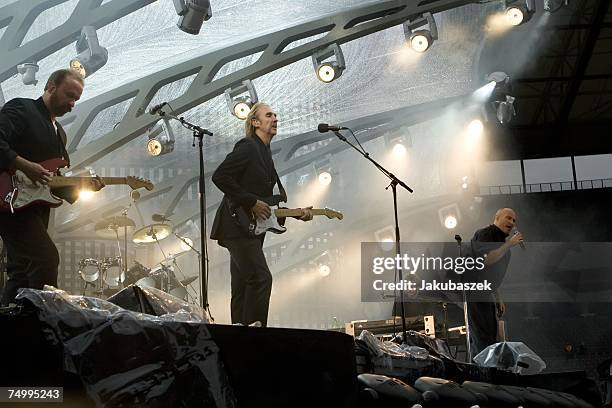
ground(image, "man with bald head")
xmin=467 ymin=207 xmax=524 ymax=360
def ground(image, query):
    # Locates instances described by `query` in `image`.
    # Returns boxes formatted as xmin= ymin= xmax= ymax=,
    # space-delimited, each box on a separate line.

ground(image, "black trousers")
xmin=466 ymin=300 xmax=497 ymax=361
xmin=223 ymin=237 xmax=272 ymax=327
xmin=0 ymin=205 xmax=59 ymax=305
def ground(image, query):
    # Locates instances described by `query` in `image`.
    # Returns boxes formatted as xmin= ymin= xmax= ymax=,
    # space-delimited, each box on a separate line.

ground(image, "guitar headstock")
xmin=323 ymin=207 xmax=343 ymax=220
xmin=126 ymin=176 xmax=154 ymax=191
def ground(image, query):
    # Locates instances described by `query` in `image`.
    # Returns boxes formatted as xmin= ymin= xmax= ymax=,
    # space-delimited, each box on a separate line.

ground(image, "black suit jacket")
xmin=210 ymin=135 xmax=284 ymax=241
xmin=0 ymin=97 xmax=78 ymax=203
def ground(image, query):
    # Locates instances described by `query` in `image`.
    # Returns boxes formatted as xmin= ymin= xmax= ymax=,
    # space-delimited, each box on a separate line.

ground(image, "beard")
xmin=49 ymin=93 xmax=69 ymax=117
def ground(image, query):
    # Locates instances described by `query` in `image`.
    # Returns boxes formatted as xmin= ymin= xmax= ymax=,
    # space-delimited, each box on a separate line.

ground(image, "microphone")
xmin=317 ymin=123 xmax=347 ymax=133
xmin=152 ymin=213 xmax=172 ymax=223
xmin=514 ymin=230 xmax=526 ymax=250
xmin=149 ymin=102 xmax=167 ymax=115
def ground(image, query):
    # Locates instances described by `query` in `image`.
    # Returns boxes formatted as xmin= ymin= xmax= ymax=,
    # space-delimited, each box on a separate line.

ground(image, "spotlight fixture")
xmin=496 ymin=95 xmax=516 ymax=124
xmin=224 ymin=80 xmax=258 ymax=120
xmin=486 ymin=72 xmax=517 ymax=124
xmin=172 ymin=0 xmax=212 ymax=35
xmin=544 ymin=0 xmax=569 ymax=13
xmin=374 ymin=226 xmax=395 ymax=252
xmin=403 ymin=13 xmax=438 ymax=53
xmin=385 ymin=133 xmax=412 ymax=157
xmin=314 ymin=251 xmax=333 ymax=277
xmin=318 ymin=264 xmax=331 ymax=277
xmin=438 ymin=204 xmax=461 ymax=231
xmin=504 ymin=0 xmax=535 ymax=26
xmin=69 ymin=26 xmax=108 ymax=78
xmin=146 ymin=118 xmax=175 ymax=156
xmin=466 ymin=119 xmax=484 ymax=140
xmin=312 ymin=43 xmax=346 ymax=83
xmin=461 ymin=176 xmax=469 ymax=191
xmin=17 ymin=62 xmax=39 ymax=86
xmin=314 ymin=158 xmax=334 ymax=186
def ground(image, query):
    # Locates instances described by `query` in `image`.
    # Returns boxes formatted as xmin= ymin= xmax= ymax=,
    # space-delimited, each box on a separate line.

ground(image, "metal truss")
xmin=0 ymin=0 xmax=155 ymax=82
xmin=60 ymin=0 xmax=485 ymax=169
xmin=52 ymin=95 xmax=465 ymax=239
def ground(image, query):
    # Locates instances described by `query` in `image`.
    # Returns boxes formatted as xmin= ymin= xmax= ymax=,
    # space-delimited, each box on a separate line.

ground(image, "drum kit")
xmin=79 ymin=214 xmax=198 ymax=301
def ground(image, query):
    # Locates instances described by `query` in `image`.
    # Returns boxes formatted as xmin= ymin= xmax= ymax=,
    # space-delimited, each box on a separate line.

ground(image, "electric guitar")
xmin=0 ymin=158 xmax=154 ymax=213
xmin=231 ymin=196 xmax=343 ymax=237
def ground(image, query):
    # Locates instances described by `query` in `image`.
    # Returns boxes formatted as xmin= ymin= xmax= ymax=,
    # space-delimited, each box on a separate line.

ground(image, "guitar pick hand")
xmin=16 ymin=156 xmax=52 ymax=185
xmin=252 ymin=200 xmax=271 ymax=220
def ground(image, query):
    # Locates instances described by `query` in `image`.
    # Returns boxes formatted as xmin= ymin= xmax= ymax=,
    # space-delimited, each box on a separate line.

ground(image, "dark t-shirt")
xmin=469 ymin=224 xmax=510 ymax=293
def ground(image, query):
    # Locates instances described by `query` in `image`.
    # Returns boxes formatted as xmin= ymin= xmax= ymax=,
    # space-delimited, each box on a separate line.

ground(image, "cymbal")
xmin=132 ymin=223 xmax=172 ymax=244
xmin=95 ymin=216 xmax=136 ymax=239
xmin=180 ymin=276 xmax=199 ymax=286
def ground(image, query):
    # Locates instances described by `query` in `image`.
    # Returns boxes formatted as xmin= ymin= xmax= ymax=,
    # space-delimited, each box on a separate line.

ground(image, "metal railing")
xmin=480 ymin=178 xmax=612 ymax=195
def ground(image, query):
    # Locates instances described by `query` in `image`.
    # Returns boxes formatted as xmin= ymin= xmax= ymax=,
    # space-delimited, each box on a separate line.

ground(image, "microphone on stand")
xmin=152 ymin=213 xmax=172 ymax=223
xmin=149 ymin=102 xmax=168 ymax=115
xmin=317 ymin=123 xmax=347 ymax=133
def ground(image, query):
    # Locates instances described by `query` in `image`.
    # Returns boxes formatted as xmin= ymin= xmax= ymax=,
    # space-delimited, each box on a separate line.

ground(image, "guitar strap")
xmin=54 ymin=122 xmax=71 ymax=169
xmin=273 ymin=167 xmax=287 ymax=202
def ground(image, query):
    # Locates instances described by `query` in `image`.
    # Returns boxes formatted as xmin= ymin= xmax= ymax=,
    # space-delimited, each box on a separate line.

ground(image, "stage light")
xmin=444 ymin=215 xmax=457 ymax=230
xmin=318 ymin=171 xmax=332 ymax=186
xmin=312 ymin=43 xmax=345 ymax=83
xmin=70 ymin=26 xmax=108 ymax=78
xmin=504 ymin=1 xmax=535 ymax=26
xmin=314 ymin=158 xmax=334 ymax=186
xmin=375 ymin=226 xmax=395 ymax=252
xmin=318 ymin=264 xmax=331 ymax=277
xmin=544 ymin=0 xmax=569 ymax=13
xmin=403 ymin=13 xmax=438 ymax=53
xmin=224 ymin=80 xmax=258 ymax=120
xmin=487 ymin=72 xmax=517 ymax=124
xmin=496 ymin=95 xmax=516 ymax=124
xmin=17 ymin=63 xmax=39 ymax=86
xmin=385 ymin=133 xmax=412 ymax=157
xmin=410 ymin=30 xmax=433 ymax=53
xmin=392 ymin=143 xmax=407 ymax=157
xmin=461 ymin=176 xmax=469 ymax=191
xmin=466 ymin=119 xmax=484 ymax=140
xmin=173 ymin=0 xmax=212 ymax=35
xmin=438 ymin=204 xmax=461 ymax=231
xmin=79 ymin=190 xmax=95 ymax=200
xmin=314 ymin=251 xmax=333 ymax=277
xmin=146 ymin=118 xmax=175 ymax=156
xmin=316 ymin=62 xmax=343 ymax=83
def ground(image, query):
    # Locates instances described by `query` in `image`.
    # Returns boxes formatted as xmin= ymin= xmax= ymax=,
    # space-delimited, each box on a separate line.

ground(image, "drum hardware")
xmin=132 ymin=223 xmax=172 ymax=244
xmin=95 ymin=213 xmax=135 ymax=287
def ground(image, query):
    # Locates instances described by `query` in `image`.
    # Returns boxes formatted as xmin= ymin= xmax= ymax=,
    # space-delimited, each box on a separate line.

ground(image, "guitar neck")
xmin=49 ymin=176 xmax=127 ymax=188
xmin=274 ymin=208 xmax=328 ymax=218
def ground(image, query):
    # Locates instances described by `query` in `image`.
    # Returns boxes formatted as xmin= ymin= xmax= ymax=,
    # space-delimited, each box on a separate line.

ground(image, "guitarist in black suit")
xmin=211 ymin=102 xmax=312 ymax=327
xmin=0 ymin=69 xmax=104 ymax=305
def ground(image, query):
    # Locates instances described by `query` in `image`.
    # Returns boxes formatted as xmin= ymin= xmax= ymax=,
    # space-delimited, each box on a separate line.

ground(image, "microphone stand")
xmin=455 ymin=234 xmax=471 ymax=361
xmin=155 ymin=110 xmax=212 ymax=311
xmin=331 ymin=129 xmax=414 ymax=343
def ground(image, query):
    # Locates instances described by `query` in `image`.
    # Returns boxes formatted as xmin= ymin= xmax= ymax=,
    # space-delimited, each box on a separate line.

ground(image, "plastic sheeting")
xmin=107 ymin=283 xmax=209 ymax=322
xmin=16 ymin=286 xmax=237 ymax=408
xmin=474 ymin=341 xmax=546 ymax=375
xmin=356 ymin=330 xmax=445 ymax=377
